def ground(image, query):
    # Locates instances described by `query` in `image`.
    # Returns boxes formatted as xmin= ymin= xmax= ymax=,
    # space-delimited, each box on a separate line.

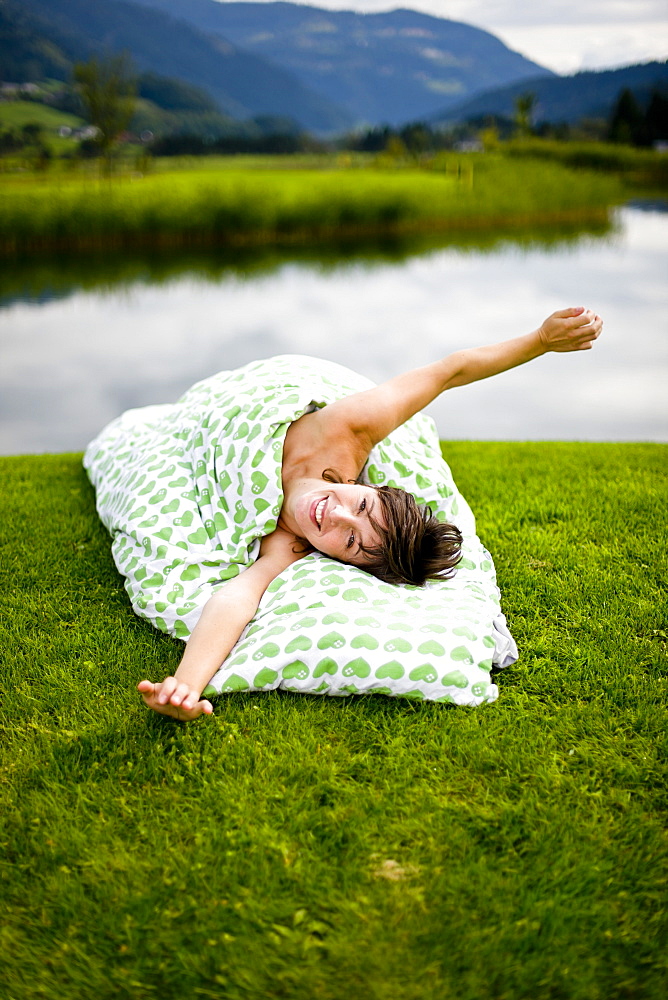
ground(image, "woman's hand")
xmin=137 ymin=677 xmax=214 ymax=721
xmin=135 ymin=544 xmax=300 ymax=724
xmin=538 ymin=307 xmax=602 ymax=353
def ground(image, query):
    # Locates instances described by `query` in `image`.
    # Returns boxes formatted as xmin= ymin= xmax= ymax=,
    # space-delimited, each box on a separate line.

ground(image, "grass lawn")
xmin=1 ymin=443 xmax=666 ymax=1000
xmin=0 ymin=99 xmax=84 ymax=133
xmin=0 ymin=99 xmax=86 ymax=156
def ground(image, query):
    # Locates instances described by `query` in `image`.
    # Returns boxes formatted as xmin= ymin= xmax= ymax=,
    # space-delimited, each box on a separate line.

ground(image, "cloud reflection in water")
xmin=0 ymin=207 xmax=665 ymax=454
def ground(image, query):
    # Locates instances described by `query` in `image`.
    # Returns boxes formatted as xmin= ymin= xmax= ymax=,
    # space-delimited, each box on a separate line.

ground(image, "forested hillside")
xmin=436 ymin=60 xmax=668 ymax=127
xmin=130 ymin=0 xmax=554 ymax=125
xmin=3 ymin=0 xmax=352 ymax=132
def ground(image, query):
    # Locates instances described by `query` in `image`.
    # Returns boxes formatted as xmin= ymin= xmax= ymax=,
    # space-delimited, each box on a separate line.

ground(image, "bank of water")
xmin=0 ymin=158 xmax=619 ymax=255
xmin=0 ymin=205 xmax=665 ymax=454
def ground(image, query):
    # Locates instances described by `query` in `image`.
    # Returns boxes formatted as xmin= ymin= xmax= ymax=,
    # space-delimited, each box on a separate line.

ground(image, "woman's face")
xmin=293 ymin=482 xmax=384 ymax=565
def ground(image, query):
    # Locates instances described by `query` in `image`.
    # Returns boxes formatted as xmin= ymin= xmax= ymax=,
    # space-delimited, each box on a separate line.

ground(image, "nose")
xmin=328 ymin=502 xmax=354 ymax=527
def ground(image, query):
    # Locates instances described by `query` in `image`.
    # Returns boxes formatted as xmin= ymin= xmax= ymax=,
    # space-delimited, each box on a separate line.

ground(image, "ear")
xmin=322 ymin=467 xmax=345 ymax=483
xmin=291 ymin=536 xmax=313 ymax=555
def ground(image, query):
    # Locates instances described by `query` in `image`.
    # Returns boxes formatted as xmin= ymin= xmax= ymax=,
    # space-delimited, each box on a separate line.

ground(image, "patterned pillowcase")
xmin=202 ymin=535 xmax=508 ymax=707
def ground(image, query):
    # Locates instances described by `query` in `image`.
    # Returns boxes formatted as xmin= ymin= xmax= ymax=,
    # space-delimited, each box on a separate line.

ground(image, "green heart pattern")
xmin=85 ymin=355 xmax=515 ymax=707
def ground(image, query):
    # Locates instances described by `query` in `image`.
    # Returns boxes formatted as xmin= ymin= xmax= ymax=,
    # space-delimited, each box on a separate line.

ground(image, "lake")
xmin=1 ymin=203 xmax=666 ymax=455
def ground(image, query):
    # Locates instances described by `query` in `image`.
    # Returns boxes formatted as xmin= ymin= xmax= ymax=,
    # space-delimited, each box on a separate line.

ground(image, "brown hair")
xmin=321 ymin=469 xmax=463 ymax=587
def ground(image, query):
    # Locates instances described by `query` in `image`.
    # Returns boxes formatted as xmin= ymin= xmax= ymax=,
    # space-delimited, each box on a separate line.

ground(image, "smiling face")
xmin=292 ymin=481 xmax=385 ymax=566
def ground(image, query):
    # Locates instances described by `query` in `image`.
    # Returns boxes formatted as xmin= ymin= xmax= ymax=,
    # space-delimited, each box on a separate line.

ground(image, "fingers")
xmin=575 ymin=313 xmax=602 ymax=340
xmin=156 ymin=676 xmax=179 ymax=705
xmin=565 ymin=308 xmax=602 ymax=330
xmin=180 ymin=687 xmax=201 ymax=711
xmin=175 ymin=699 xmax=213 ymax=719
xmin=550 ymin=307 xmax=597 ymax=331
xmin=561 ymin=309 xmax=603 ymax=342
xmin=138 ymin=676 xmax=213 ymax=719
xmin=563 ymin=309 xmax=594 ymax=331
xmin=540 ymin=307 xmax=602 ymax=354
xmin=553 ymin=306 xmax=585 ymax=319
xmin=157 ymin=677 xmax=195 ymax=708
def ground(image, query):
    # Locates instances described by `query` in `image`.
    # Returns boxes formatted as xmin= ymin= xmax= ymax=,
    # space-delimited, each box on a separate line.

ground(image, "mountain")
xmin=4 ymin=0 xmax=353 ymax=132
xmin=0 ymin=1 xmax=257 ymax=141
xmin=0 ymin=0 xmax=73 ymax=81
xmin=4 ymin=0 xmax=664 ymax=138
xmin=434 ymin=60 xmax=668 ymax=127
xmin=126 ymin=0 xmax=555 ymax=126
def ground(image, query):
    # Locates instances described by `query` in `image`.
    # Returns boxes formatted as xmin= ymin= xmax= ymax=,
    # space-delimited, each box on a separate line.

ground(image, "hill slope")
xmin=128 ymin=0 xmax=555 ymax=126
xmin=435 ymin=60 xmax=668 ymax=126
xmin=5 ymin=0 xmax=353 ymax=132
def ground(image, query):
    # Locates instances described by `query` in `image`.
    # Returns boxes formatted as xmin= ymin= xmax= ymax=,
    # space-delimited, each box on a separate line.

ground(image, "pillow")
xmin=202 ymin=550 xmax=514 ymax=707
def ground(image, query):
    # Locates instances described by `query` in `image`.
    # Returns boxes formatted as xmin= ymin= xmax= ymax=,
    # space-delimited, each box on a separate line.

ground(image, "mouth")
xmin=310 ymin=496 xmax=327 ymax=531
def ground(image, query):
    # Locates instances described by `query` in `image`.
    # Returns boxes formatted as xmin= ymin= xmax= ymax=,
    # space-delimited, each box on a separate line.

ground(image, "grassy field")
xmin=505 ymin=139 xmax=668 ymax=189
xmin=0 ymin=99 xmax=84 ymax=133
xmin=1 ymin=444 xmax=666 ymax=1000
xmin=0 ymin=99 xmax=86 ymax=157
xmin=0 ymin=154 xmax=621 ymax=256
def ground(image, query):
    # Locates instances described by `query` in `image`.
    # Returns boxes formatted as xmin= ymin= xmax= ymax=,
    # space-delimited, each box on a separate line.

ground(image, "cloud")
xmin=492 ymin=21 xmax=668 ymax=73
xmin=219 ymin=0 xmax=667 ymax=27
xmin=441 ymin=1 xmax=668 ymax=29
xmin=3 ymin=207 xmax=666 ymax=453
xmin=215 ymin=1 xmax=668 ymax=72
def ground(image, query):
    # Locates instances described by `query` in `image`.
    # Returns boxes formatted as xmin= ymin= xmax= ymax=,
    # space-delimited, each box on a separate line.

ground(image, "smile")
xmin=312 ymin=496 xmax=327 ymax=530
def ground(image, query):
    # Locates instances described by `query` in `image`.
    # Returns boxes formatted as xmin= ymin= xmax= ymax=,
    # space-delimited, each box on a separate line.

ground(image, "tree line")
xmin=2 ymin=53 xmax=666 ymax=166
xmin=607 ymin=88 xmax=668 ymax=146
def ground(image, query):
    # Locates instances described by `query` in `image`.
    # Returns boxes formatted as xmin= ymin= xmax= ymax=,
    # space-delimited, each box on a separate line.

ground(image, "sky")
xmin=215 ymin=0 xmax=668 ymax=75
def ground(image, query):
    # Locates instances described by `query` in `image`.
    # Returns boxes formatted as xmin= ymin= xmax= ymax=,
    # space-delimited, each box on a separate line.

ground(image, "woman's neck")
xmin=279 ymin=475 xmax=322 ymax=537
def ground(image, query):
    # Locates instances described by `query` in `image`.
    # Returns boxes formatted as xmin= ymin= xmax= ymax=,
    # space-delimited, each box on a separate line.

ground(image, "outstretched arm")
xmin=137 ymin=528 xmax=304 ymax=720
xmin=315 ymin=307 xmax=602 ymax=457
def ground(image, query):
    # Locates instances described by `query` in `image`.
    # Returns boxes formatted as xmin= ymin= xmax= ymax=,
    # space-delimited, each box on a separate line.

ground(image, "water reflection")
xmin=0 ymin=208 xmax=665 ymax=454
xmin=0 ymin=219 xmax=613 ymax=308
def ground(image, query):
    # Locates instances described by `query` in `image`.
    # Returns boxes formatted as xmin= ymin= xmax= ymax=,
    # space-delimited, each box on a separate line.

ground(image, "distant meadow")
xmin=0 ymin=153 xmax=624 ymax=257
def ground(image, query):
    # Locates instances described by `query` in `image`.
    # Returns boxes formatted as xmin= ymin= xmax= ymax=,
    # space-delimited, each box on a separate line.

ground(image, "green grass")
xmin=0 ymin=99 xmax=86 ymax=157
xmin=1 ymin=444 xmax=666 ymax=1000
xmin=0 ymin=155 xmax=621 ymax=256
xmin=505 ymin=139 xmax=668 ymax=189
xmin=0 ymin=99 xmax=84 ymax=132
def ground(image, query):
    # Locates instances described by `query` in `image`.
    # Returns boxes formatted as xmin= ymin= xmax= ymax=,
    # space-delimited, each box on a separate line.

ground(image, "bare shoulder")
xmin=282 ymin=407 xmax=369 ymax=483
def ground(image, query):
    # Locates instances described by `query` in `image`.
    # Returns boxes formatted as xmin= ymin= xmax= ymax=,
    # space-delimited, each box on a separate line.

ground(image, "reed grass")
xmin=506 ymin=139 xmax=668 ymax=188
xmin=0 ymin=156 xmax=621 ymax=256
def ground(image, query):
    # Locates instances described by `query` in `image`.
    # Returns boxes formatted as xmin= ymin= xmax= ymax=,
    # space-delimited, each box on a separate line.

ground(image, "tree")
xmin=74 ymin=54 xmax=136 ymax=168
xmin=479 ymin=122 xmax=500 ymax=151
xmin=645 ymin=88 xmax=668 ymax=145
xmin=400 ymin=122 xmax=432 ymax=157
xmin=607 ymin=88 xmax=646 ymax=146
xmin=514 ymin=92 xmax=536 ymax=138
xmin=21 ymin=122 xmax=43 ymax=145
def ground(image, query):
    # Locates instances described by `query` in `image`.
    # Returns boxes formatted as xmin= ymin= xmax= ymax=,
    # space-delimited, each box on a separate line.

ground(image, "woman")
xmin=136 ymin=306 xmax=602 ymax=720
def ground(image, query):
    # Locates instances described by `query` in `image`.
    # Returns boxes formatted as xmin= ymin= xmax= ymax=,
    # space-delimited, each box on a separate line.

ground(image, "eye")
xmin=359 ymin=497 xmax=366 ymax=513
xmin=347 ymin=531 xmax=355 ymax=549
